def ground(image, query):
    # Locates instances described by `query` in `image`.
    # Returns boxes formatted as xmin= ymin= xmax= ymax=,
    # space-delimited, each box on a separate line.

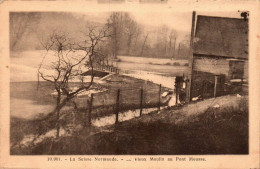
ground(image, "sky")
xmin=79 ymin=11 xmax=243 ymax=32
xmin=79 ymin=11 xmax=192 ymax=32
xmin=77 ymin=10 xmax=244 ymax=43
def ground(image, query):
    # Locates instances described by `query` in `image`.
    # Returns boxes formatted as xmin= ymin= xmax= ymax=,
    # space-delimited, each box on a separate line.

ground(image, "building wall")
xmin=243 ymin=60 xmax=248 ymax=81
xmin=189 ymin=55 xmax=248 ymax=100
xmin=193 ymin=55 xmax=248 ymax=81
xmin=190 ymin=71 xmax=226 ymax=99
xmin=193 ymin=56 xmax=229 ymax=77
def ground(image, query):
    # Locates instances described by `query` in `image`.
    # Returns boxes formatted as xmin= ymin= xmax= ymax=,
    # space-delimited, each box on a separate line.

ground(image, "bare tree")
xmin=121 ymin=13 xmax=139 ymax=55
xmin=10 ymin=12 xmax=40 ymax=51
xmin=168 ymin=29 xmax=177 ymax=59
xmin=133 ymin=27 xmax=141 ymax=55
xmin=176 ymin=34 xmax=190 ymax=59
xmin=140 ymin=33 xmax=149 ymax=57
xmin=177 ymin=43 xmax=181 ymax=58
xmin=106 ymin=12 xmax=123 ymax=59
xmin=38 ymin=25 xmax=110 ymax=138
xmin=153 ymin=25 xmax=169 ymax=57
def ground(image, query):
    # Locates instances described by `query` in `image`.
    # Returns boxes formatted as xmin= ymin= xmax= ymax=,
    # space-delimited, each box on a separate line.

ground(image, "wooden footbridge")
xmin=81 ymin=65 xmax=120 ymax=78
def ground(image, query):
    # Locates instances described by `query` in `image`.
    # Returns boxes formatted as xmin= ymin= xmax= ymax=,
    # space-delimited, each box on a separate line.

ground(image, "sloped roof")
xmin=193 ymin=15 xmax=248 ymax=59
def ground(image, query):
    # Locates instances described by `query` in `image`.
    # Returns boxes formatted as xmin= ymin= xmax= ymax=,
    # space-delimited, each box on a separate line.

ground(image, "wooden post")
xmin=158 ymin=84 xmax=161 ymax=111
xmin=178 ymin=43 xmax=181 ymax=58
xmin=85 ymin=101 xmax=89 ymax=127
xmin=115 ymin=89 xmax=120 ymax=124
xmin=176 ymin=80 xmax=179 ymax=105
xmin=88 ymin=94 xmax=93 ymax=127
xmin=186 ymin=11 xmax=196 ymax=103
xmin=241 ymin=77 xmax=244 ymax=93
xmin=214 ymin=75 xmax=218 ymax=97
xmin=140 ymin=88 xmax=143 ymax=117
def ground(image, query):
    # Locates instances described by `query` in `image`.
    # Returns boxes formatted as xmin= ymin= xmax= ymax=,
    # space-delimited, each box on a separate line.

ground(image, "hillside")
xmin=11 ymin=95 xmax=248 ymax=155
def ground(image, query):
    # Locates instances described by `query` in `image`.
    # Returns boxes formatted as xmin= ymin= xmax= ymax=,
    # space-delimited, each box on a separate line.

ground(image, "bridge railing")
xmin=94 ymin=64 xmax=119 ymax=74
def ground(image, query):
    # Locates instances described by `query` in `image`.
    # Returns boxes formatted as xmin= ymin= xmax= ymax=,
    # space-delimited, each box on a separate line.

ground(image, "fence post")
xmin=214 ymin=75 xmax=218 ymax=97
xmin=88 ymin=94 xmax=93 ymax=127
xmin=115 ymin=89 xmax=120 ymax=124
xmin=84 ymin=101 xmax=88 ymax=127
xmin=175 ymin=80 xmax=179 ymax=105
xmin=158 ymin=84 xmax=161 ymax=111
xmin=140 ymin=88 xmax=143 ymax=117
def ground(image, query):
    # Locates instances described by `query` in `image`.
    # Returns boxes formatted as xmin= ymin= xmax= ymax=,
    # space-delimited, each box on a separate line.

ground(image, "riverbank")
xmin=11 ymin=94 xmax=248 ymax=155
xmin=10 ymin=74 xmax=171 ymax=119
xmin=116 ymin=55 xmax=189 ymax=66
xmin=10 ymin=74 xmax=173 ymax=149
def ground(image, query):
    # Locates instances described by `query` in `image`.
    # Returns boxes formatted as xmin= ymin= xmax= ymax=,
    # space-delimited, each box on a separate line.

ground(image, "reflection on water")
xmin=10 ymin=99 xmax=55 ymax=120
xmin=122 ymin=70 xmax=175 ymax=89
xmin=11 ymin=51 xmax=180 ymax=120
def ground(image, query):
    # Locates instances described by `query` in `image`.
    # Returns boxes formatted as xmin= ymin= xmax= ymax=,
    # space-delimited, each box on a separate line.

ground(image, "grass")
xmin=10 ymin=116 xmax=57 ymax=147
xmin=11 ymin=96 xmax=248 ymax=155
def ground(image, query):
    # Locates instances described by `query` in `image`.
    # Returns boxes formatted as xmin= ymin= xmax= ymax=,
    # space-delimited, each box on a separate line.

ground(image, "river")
xmin=10 ymin=51 xmax=188 ymax=120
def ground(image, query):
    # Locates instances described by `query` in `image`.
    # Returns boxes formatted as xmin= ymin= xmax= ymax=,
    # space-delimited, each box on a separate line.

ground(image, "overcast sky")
xmin=80 ymin=11 xmax=243 ymax=33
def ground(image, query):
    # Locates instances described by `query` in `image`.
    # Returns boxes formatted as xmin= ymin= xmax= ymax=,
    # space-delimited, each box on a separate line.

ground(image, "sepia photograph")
xmin=8 ymin=10 xmax=250 ymax=155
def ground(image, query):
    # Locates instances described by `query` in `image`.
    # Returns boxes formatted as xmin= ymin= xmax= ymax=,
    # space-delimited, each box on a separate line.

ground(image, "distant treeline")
xmin=10 ymin=12 xmax=190 ymax=59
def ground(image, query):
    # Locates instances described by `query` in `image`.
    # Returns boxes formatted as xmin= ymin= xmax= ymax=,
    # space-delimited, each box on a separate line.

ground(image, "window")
xmin=229 ymin=60 xmax=244 ymax=80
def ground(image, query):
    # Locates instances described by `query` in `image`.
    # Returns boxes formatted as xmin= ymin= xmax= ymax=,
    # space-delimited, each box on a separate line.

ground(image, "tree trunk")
xmin=56 ymin=107 xmax=61 ymax=138
xmin=172 ymin=37 xmax=176 ymax=60
xmin=56 ymin=94 xmax=61 ymax=138
xmin=140 ymin=33 xmax=149 ymax=56
xmin=133 ymin=31 xmax=139 ymax=55
xmin=169 ymin=37 xmax=172 ymax=58
xmin=178 ymin=43 xmax=181 ymax=58
xmin=165 ymin=40 xmax=167 ymax=56
xmin=127 ymin=34 xmax=133 ymax=55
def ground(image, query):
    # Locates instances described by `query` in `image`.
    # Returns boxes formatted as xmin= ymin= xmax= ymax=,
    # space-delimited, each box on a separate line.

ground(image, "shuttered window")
xmin=229 ymin=60 xmax=244 ymax=79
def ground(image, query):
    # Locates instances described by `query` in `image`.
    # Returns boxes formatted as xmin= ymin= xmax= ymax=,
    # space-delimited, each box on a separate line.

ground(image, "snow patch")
xmin=92 ymin=107 xmax=158 ymax=127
